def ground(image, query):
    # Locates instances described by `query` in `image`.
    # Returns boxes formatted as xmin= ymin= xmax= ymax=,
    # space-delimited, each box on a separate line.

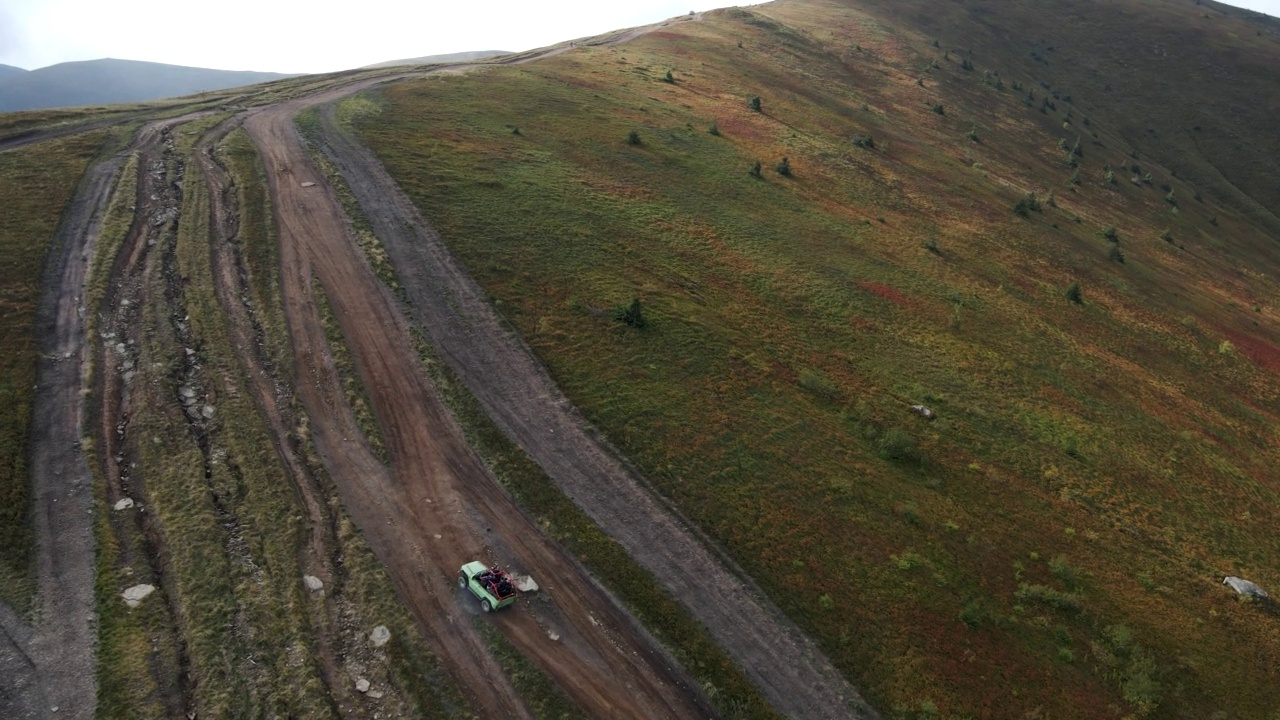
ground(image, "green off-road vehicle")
xmin=458 ymin=561 xmax=518 ymax=612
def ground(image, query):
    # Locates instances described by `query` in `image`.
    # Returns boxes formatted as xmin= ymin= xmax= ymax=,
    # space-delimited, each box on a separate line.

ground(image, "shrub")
xmin=708 ymin=122 xmax=720 ymax=136
xmin=1109 ymin=246 xmax=1126 ymax=263
xmin=851 ymin=133 xmax=875 ymax=148
xmin=1069 ymin=169 xmax=1081 ymax=185
xmin=1012 ymin=193 xmax=1042 ymax=217
xmin=932 ymin=103 xmax=945 ymax=115
xmin=1160 ymin=229 xmax=1173 ymax=243
xmin=749 ymin=160 xmax=762 ymax=178
xmin=511 ymin=126 xmax=521 ymax=136
xmin=1049 ymin=555 xmax=1080 ymax=588
xmin=878 ymin=427 xmax=921 ymax=464
xmin=1015 ymin=583 xmax=1082 ymax=613
xmin=959 ymin=601 xmax=984 ymax=628
xmin=1104 ymin=169 xmax=1116 ymax=184
xmin=748 ymin=96 xmax=762 ymax=112
xmin=1209 ymin=215 xmax=1219 ymax=226
xmin=663 ymin=69 xmax=675 ymax=83
xmin=614 ymin=298 xmax=647 ymax=329
xmin=966 ymin=126 xmax=980 ymax=142
xmin=775 ymin=157 xmax=792 ymax=177
xmin=923 ymin=238 xmax=940 ymax=254
xmin=798 ymin=368 xmax=839 ymax=399
xmin=1102 ymin=225 xmax=1119 ymax=242
xmin=961 ymin=57 xmax=974 ymax=71
xmin=627 ymin=130 xmax=641 ymax=146
xmin=1065 ymin=281 xmax=1083 ymax=304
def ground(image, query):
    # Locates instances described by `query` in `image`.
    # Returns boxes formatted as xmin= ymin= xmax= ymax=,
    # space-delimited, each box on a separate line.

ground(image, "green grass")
xmin=0 ymin=128 xmax=108 ymax=610
xmin=352 ymin=2 xmax=1280 ymax=716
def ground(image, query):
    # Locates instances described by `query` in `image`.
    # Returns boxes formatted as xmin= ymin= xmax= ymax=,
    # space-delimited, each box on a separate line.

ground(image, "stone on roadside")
xmin=303 ymin=575 xmax=323 ymax=592
xmin=369 ymin=625 xmax=391 ymax=647
xmin=122 ymin=584 xmax=156 ymax=607
xmin=113 ymin=497 xmax=135 ymax=511
xmin=515 ymin=575 xmax=539 ymax=592
xmin=355 ymin=677 xmax=370 ymax=693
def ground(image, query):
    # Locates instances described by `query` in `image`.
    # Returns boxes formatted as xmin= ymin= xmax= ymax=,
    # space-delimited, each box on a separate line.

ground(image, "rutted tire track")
xmin=6 ymin=113 xmax=204 ymax=720
xmin=245 ymin=77 xmax=710 ymax=718
xmin=312 ymin=86 xmax=880 ymax=720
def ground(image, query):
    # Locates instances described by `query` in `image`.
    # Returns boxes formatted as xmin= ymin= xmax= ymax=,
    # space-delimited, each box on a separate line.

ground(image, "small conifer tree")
xmin=776 ymin=157 xmax=792 ymax=177
xmin=749 ymin=96 xmax=762 ymax=112
xmin=1065 ymin=282 xmax=1083 ymax=304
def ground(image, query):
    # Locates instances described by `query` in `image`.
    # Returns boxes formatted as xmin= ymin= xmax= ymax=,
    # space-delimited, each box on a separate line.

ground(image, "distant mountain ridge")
xmin=0 ymin=58 xmax=292 ymax=112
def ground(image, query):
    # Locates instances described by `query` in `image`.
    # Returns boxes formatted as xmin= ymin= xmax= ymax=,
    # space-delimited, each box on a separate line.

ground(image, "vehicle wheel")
xmin=458 ymin=573 xmax=467 ymax=589
xmin=482 ymin=599 xmax=493 ymax=613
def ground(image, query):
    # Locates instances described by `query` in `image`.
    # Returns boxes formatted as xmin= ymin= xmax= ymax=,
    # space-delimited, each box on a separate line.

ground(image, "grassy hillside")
xmin=354 ymin=0 xmax=1280 ymax=716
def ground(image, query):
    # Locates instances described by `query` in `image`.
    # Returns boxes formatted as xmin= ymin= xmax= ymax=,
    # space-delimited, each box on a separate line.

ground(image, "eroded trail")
xmin=244 ymin=81 xmax=707 ymax=718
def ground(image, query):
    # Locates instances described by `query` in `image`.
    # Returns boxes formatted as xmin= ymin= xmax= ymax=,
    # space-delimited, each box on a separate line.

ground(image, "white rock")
xmin=201 ymin=405 xmax=215 ymax=419
xmin=355 ymin=677 xmax=370 ymax=693
xmin=122 ymin=584 xmax=156 ymax=607
xmin=1224 ymin=576 xmax=1269 ymax=598
xmin=515 ymin=575 xmax=539 ymax=593
xmin=547 ymin=629 xmax=560 ymax=642
xmin=369 ymin=625 xmax=391 ymax=647
xmin=301 ymin=181 xmax=317 ymax=188
xmin=367 ymin=690 xmax=383 ymax=699
xmin=303 ymin=575 xmax=323 ymax=592
xmin=113 ymin=497 xmax=135 ymax=511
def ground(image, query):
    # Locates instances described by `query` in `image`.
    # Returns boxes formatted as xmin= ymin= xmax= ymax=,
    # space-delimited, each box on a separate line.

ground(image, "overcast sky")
xmin=1 ymin=0 xmax=1277 ymax=74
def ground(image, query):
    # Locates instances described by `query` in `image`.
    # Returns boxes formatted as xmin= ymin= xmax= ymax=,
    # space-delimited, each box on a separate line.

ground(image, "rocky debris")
xmin=112 ymin=497 xmax=135 ymax=511
xmin=368 ymin=689 xmax=384 ymax=699
xmin=201 ymin=405 xmax=215 ymax=419
xmin=547 ymin=629 xmax=560 ymax=642
xmin=122 ymin=584 xmax=156 ymax=608
xmin=355 ymin=677 xmax=370 ymax=693
xmin=303 ymin=575 xmax=324 ymax=592
xmin=1224 ymin=576 xmax=1269 ymax=598
xmin=910 ymin=404 xmax=936 ymax=419
xmin=301 ymin=181 xmax=317 ymax=188
xmin=515 ymin=575 xmax=539 ymax=592
xmin=369 ymin=625 xmax=391 ymax=647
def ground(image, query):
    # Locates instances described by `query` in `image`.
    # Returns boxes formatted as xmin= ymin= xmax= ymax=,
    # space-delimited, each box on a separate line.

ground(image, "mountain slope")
xmin=0 ymin=58 xmax=291 ymax=111
xmin=0 ymin=64 xmax=27 ymax=78
xmin=362 ymin=50 xmax=509 ymax=69
xmin=349 ymin=0 xmax=1280 ymax=716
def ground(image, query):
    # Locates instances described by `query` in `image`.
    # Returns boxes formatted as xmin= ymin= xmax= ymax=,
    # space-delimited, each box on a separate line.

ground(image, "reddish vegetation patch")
xmin=858 ymin=280 xmax=911 ymax=306
xmin=849 ymin=316 xmax=877 ymax=331
xmin=1224 ymin=329 xmax=1280 ymax=373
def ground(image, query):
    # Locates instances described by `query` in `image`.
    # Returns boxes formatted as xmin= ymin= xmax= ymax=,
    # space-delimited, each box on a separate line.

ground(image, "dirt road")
xmin=243 ymin=77 xmax=710 ymax=718
xmin=0 ymin=114 xmax=203 ymax=720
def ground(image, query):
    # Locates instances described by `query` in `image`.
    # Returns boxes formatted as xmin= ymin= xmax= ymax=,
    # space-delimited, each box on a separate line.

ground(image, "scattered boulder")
xmin=910 ymin=404 xmax=936 ymax=419
xmin=122 ymin=584 xmax=156 ymax=607
xmin=303 ymin=575 xmax=323 ymax=592
xmin=301 ymin=181 xmax=317 ymax=188
xmin=1224 ymin=576 xmax=1269 ymax=598
xmin=112 ymin=497 xmax=135 ymax=511
xmin=369 ymin=625 xmax=391 ymax=647
xmin=515 ymin=575 xmax=539 ymax=593
xmin=355 ymin=677 xmax=370 ymax=693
